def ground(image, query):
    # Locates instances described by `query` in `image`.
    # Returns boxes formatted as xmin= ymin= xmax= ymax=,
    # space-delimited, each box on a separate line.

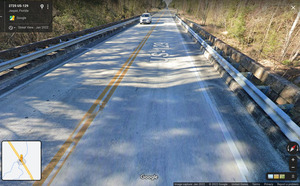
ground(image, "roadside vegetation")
xmin=0 ymin=0 xmax=165 ymax=51
xmin=170 ymin=0 xmax=300 ymax=82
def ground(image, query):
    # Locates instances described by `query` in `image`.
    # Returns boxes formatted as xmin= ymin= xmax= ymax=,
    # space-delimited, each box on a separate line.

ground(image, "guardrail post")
xmin=278 ymin=104 xmax=294 ymax=114
xmin=175 ymin=14 xmax=300 ymax=144
xmin=241 ymin=72 xmax=253 ymax=80
xmin=257 ymin=86 xmax=270 ymax=94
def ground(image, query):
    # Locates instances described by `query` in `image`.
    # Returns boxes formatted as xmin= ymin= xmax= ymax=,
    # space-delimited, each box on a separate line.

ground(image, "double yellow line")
xmin=34 ymin=12 xmax=164 ymax=185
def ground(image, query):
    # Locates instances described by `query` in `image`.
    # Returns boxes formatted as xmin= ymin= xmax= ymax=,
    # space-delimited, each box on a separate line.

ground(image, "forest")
xmin=0 ymin=0 xmax=166 ymax=51
xmin=170 ymin=0 xmax=300 ymax=81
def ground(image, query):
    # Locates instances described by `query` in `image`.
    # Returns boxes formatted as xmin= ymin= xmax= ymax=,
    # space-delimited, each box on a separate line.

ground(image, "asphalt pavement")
xmin=0 ymin=10 xmax=290 ymax=185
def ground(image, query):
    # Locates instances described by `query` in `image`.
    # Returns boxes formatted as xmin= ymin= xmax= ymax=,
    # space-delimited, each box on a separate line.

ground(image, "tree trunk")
xmin=289 ymin=38 xmax=300 ymax=62
xmin=290 ymin=48 xmax=300 ymax=62
xmin=259 ymin=5 xmax=279 ymax=53
xmin=202 ymin=0 xmax=209 ymax=25
xmin=196 ymin=1 xmax=201 ymax=18
xmin=281 ymin=11 xmax=300 ymax=61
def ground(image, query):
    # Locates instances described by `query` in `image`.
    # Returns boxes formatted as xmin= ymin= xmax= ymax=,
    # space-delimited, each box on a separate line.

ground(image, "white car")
xmin=140 ymin=13 xmax=152 ymax=24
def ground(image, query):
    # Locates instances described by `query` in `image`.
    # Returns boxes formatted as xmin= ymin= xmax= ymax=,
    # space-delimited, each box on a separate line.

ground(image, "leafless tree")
xmin=281 ymin=10 xmax=300 ymax=61
xmin=259 ymin=4 xmax=279 ymax=54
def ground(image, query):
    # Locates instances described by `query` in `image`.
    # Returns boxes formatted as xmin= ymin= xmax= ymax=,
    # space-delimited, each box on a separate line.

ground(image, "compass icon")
xmin=287 ymin=142 xmax=299 ymax=154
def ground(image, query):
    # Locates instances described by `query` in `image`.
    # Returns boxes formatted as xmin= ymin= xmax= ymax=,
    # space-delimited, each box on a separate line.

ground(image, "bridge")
xmin=0 ymin=10 xmax=298 ymax=185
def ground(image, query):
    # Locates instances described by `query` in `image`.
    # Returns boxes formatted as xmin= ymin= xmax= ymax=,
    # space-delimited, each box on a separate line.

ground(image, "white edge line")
xmin=178 ymin=16 xmax=300 ymax=144
xmin=0 ymin=49 xmax=89 ymax=100
xmin=175 ymin=15 xmax=250 ymax=182
xmin=0 ymin=19 xmax=142 ymax=100
xmin=0 ymin=15 xmax=156 ymax=184
xmin=0 ymin=18 xmax=139 ymax=72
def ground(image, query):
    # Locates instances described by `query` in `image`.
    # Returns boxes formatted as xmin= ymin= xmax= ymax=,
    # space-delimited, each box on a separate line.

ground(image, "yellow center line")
xmin=8 ymin=141 xmax=34 ymax=180
xmin=34 ymin=12 xmax=165 ymax=186
xmin=33 ymin=28 xmax=152 ymax=186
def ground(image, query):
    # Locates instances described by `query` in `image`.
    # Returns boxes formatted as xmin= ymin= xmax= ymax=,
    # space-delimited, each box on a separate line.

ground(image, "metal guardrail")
xmin=0 ymin=16 xmax=141 ymax=60
xmin=176 ymin=15 xmax=300 ymax=144
xmin=0 ymin=17 xmax=139 ymax=73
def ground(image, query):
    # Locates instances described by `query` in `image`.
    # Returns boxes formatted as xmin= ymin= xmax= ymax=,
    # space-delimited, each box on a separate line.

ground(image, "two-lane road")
xmin=0 ymin=10 xmax=288 ymax=185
